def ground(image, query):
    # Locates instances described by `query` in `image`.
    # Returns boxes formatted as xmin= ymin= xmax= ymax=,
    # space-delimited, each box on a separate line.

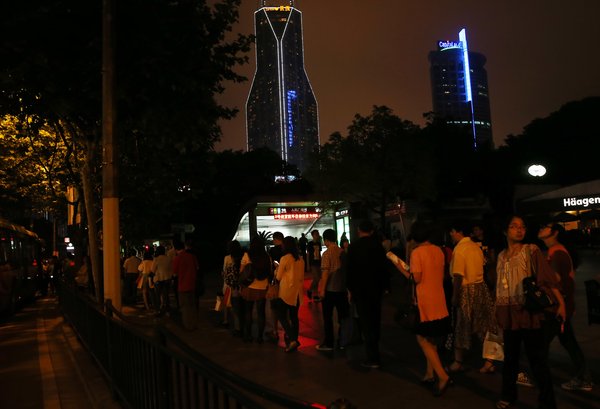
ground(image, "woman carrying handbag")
xmin=274 ymin=236 xmax=305 ymax=352
xmin=392 ymin=223 xmax=452 ymax=397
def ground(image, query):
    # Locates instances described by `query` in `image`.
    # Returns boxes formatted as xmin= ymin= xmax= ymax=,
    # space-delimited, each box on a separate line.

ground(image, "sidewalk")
xmin=0 ymin=296 xmax=122 ymax=409
xmin=5 ymin=249 xmax=597 ymax=409
xmin=123 ymin=248 xmax=600 ymax=409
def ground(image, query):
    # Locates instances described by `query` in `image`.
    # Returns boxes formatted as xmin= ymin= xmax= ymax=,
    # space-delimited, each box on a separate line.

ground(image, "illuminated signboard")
xmin=274 ymin=175 xmax=297 ymax=183
xmin=264 ymin=6 xmax=292 ymax=12
xmin=438 ymin=40 xmax=463 ymax=50
xmin=335 ymin=209 xmax=349 ymax=218
xmin=274 ymin=213 xmax=320 ymax=220
xmin=563 ymin=196 xmax=600 ymax=209
xmin=269 ymin=207 xmax=322 ymax=215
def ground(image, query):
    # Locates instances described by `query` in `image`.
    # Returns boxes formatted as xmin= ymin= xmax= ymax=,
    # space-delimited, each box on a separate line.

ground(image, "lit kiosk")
xmin=246 ymin=1 xmax=319 ymax=172
xmin=232 ymin=197 xmax=351 ymax=247
xmin=429 ymin=29 xmax=493 ymax=151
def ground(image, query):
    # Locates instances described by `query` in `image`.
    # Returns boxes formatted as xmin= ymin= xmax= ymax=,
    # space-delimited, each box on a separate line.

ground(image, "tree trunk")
xmin=81 ymin=139 xmax=102 ymax=302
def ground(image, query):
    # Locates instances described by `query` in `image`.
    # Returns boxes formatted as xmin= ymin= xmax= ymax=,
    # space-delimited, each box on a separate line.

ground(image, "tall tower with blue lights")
xmin=429 ymin=29 xmax=493 ymax=150
xmin=246 ymin=1 xmax=319 ymax=172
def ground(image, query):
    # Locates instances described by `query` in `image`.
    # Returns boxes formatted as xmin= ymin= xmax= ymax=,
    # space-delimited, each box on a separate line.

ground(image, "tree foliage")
xmin=499 ymin=97 xmax=600 ymax=185
xmin=0 ymin=0 xmax=252 ymax=239
xmin=1 ymin=0 xmax=252 ymax=297
xmin=0 ymin=115 xmax=80 ymax=220
xmin=306 ymin=106 xmax=437 ymax=221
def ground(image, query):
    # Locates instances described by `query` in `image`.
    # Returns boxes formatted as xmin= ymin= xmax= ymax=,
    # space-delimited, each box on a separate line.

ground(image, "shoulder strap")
xmin=409 ymin=272 xmax=418 ymax=303
xmin=527 ymin=244 xmax=537 ymax=278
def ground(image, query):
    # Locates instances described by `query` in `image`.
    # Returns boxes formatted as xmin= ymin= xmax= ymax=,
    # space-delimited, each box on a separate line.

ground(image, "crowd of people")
xmin=391 ymin=216 xmax=594 ymax=406
xmin=119 ymin=216 xmax=594 ymax=408
xmin=222 ymin=217 xmax=593 ymax=408
xmin=121 ymin=239 xmax=202 ymax=330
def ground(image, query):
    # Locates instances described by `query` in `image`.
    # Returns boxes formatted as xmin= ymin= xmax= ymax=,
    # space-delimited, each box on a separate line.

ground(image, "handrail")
xmin=57 ymin=280 xmax=330 ymax=409
xmin=154 ymin=324 xmax=325 ymax=409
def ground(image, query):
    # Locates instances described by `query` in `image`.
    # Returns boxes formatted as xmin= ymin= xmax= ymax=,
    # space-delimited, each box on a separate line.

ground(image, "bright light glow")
xmin=274 ymin=213 xmax=320 ymax=220
xmin=286 ymin=90 xmax=297 ymax=147
xmin=459 ymin=29 xmax=472 ymax=103
xmin=528 ymin=164 xmax=547 ymax=177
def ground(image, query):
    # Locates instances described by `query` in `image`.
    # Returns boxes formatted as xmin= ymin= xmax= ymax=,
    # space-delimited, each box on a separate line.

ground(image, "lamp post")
xmin=528 ymin=164 xmax=547 ymax=178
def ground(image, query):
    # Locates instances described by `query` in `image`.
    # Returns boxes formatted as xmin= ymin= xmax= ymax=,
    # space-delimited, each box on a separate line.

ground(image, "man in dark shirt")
xmin=267 ymin=231 xmax=284 ymax=342
xmin=299 ymin=233 xmax=308 ymax=271
xmin=307 ymin=230 xmax=322 ymax=301
xmin=347 ymin=220 xmax=387 ymax=368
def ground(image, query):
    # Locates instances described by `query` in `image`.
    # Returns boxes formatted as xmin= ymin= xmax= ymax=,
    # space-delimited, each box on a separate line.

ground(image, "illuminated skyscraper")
xmin=429 ymin=29 xmax=493 ymax=150
xmin=246 ymin=1 xmax=319 ymax=172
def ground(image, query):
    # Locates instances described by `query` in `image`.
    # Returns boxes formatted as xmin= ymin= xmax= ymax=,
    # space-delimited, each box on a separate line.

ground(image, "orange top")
xmin=410 ymin=243 xmax=449 ymax=322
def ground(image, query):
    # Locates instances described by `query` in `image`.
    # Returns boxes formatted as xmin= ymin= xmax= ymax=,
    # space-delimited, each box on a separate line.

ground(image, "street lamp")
xmin=528 ymin=164 xmax=546 ymax=177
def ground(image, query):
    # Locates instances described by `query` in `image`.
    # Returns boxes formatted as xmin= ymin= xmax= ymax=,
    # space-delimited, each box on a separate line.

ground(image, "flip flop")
xmin=479 ymin=360 xmax=496 ymax=374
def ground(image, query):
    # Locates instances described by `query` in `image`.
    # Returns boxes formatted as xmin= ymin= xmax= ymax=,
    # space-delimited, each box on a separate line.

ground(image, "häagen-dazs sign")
xmin=563 ymin=196 xmax=600 ymax=208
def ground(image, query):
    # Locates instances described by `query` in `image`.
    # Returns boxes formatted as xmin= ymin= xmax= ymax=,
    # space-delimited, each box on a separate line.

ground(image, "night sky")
xmin=216 ymin=0 xmax=600 ymax=151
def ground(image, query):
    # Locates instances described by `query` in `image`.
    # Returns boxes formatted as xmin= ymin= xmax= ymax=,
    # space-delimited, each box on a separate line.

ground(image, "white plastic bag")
xmin=482 ymin=331 xmax=504 ymax=362
xmin=214 ymin=295 xmax=223 ymax=312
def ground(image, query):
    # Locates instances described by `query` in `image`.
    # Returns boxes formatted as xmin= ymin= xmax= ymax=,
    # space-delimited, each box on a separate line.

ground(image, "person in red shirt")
xmin=538 ymin=222 xmax=593 ymax=392
xmin=173 ymin=240 xmax=199 ymax=330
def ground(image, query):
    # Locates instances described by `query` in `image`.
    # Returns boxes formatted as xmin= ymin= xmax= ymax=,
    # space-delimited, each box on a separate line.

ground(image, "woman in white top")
xmin=152 ymin=245 xmax=172 ymax=314
xmin=275 ymin=236 xmax=305 ymax=352
xmin=138 ymin=252 xmax=156 ymax=311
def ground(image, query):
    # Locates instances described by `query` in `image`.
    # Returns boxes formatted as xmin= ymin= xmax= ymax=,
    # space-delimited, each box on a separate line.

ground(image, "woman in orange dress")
xmin=394 ymin=223 xmax=452 ymax=397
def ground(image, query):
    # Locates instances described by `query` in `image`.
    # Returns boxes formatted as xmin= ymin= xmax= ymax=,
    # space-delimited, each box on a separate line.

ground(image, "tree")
xmin=0 ymin=0 xmax=252 ymax=300
xmin=1 ymin=116 xmax=66 ymax=214
xmin=306 ymin=106 xmax=436 ymax=229
xmin=499 ymin=97 xmax=600 ymax=186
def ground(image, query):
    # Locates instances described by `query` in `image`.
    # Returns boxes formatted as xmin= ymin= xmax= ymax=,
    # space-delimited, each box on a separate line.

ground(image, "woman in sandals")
xmin=494 ymin=215 xmax=566 ymax=409
xmin=394 ymin=222 xmax=452 ymax=397
xmin=446 ymin=219 xmax=497 ymax=374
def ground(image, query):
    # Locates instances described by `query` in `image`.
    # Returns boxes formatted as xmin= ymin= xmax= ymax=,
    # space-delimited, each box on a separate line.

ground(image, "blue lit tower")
xmin=246 ymin=1 xmax=319 ymax=172
xmin=429 ymin=29 xmax=493 ymax=150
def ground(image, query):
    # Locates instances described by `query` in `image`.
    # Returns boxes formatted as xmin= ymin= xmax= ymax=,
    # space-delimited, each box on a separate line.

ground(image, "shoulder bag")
xmin=265 ymin=278 xmax=280 ymax=300
xmin=394 ymin=273 xmax=420 ymax=331
xmin=522 ymin=246 xmax=555 ymax=312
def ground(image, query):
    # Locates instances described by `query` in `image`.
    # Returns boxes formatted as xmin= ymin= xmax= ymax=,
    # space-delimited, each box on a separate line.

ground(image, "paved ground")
xmin=2 ymin=249 xmax=600 ymax=409
xmin=0 ymin=296 xmax=122 ymax=409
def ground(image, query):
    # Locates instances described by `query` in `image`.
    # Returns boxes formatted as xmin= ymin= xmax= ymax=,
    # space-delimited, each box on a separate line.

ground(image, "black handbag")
xmin=522 ymin=276 xmax=554 ymax=311
xmin=522 ymin=246 xmax=554 ymax=312
xmin=394 ymin=273 xmax=420 ymax=330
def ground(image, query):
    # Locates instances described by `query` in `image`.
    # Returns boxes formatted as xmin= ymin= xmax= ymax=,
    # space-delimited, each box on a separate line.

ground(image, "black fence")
xmin=57 ymin=282 xmax=327 ymax=409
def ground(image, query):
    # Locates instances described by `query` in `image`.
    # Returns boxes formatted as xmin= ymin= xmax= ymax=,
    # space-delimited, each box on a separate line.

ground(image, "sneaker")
xmin=561 ymin=378 xmax=593 ymax=392
xmin=316 ymin=344 xmax=333 ymax=351
xmin=516 ymin=371 xmax=534 ymax=387
xmin=285 ymin=340 xmax=300 ymax=353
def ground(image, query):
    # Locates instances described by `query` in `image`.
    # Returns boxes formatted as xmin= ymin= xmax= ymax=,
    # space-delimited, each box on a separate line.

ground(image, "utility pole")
xmin=102 ymin=0 xmax=121 ymax=310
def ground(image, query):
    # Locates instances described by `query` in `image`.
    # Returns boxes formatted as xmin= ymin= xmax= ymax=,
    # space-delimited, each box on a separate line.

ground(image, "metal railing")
xmin=56 ymin=282 xmax=327 ymax=409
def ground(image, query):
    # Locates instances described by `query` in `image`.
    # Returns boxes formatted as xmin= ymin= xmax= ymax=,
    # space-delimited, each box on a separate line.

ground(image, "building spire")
xmin=260 ymin=0 xmax=295 ymax=7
